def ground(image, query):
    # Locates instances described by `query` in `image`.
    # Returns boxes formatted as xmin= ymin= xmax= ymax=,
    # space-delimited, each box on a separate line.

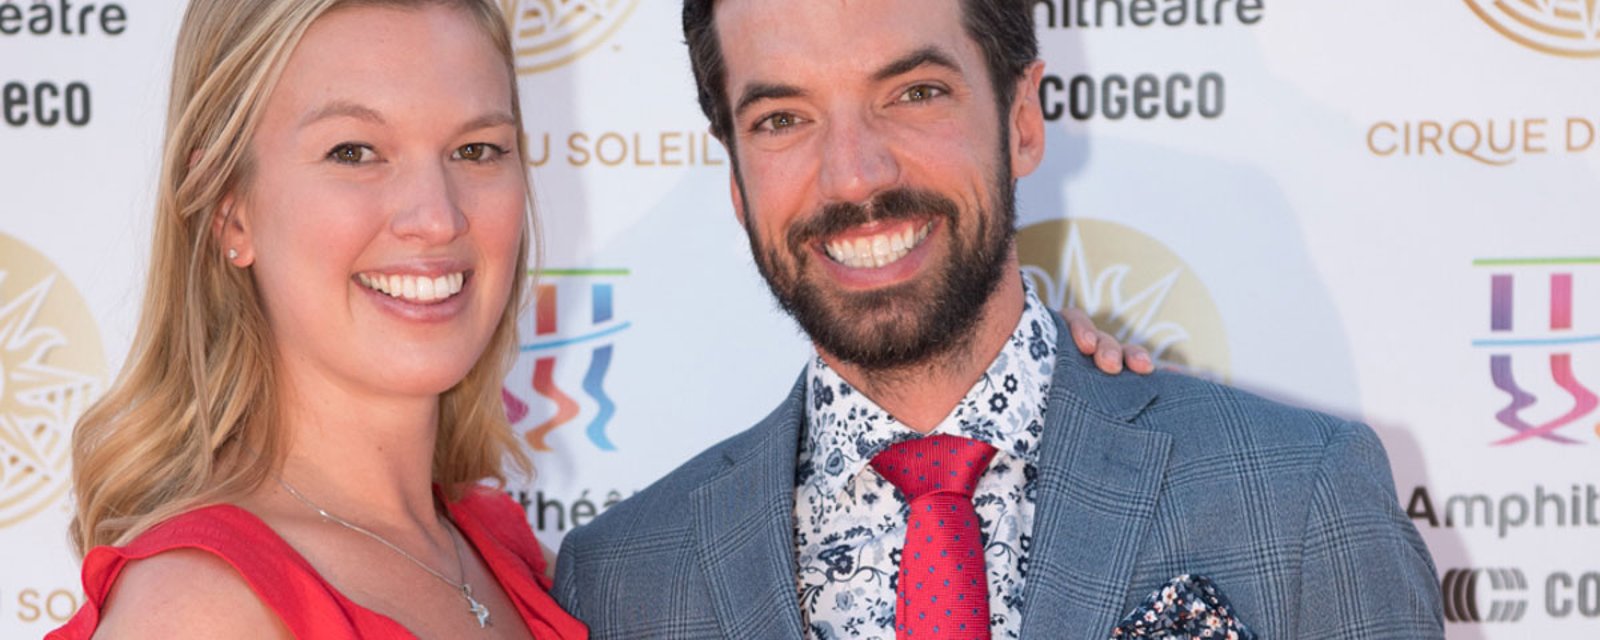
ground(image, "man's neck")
xmin=819 ymin=262 xmax=1027 ymax=434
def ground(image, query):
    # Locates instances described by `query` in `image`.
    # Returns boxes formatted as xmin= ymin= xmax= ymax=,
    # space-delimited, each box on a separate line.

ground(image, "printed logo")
xmin=1474 ymin=258 xmax=1599 ymax=445
xmin=1465 ymin=0 xmax=1600 ymax=58
xmin=1017 ymin=219 xmax=1230 ymax=379
xmin=500 ymin=0 xmax=641 ymax=75
xmin=0 ymin=233 xmax=106 ymax=528
xmin=1440 ymin=568 xmax=1530 ymax=623
xmin=504 ymin=269 xmax=630 ymax=452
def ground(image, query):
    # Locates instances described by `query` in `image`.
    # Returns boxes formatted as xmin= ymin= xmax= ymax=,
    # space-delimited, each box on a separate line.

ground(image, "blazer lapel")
xmin=691 ymin=376 xmax=808 ymax=640
xmin=1018 ymin=314 xmax=1173 ymax=638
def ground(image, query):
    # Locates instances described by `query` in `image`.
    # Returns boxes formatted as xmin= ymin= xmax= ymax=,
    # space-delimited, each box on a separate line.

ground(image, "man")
xmin=554 ymin=1 xmax=1443 ymax=638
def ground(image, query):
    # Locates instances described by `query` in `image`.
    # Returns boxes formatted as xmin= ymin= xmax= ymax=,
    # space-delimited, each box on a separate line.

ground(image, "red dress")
xmin=49 ymin=486 xmax=588 ymax=639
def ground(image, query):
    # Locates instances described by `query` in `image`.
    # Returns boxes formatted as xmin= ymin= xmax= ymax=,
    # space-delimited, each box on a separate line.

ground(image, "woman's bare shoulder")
xmin=92 ymin=548 xmax=291 ymax=639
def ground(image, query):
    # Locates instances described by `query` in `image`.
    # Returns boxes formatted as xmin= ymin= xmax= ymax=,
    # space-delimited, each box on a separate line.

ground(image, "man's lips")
xmin=820 ymin=219 xmax=934 ymax=269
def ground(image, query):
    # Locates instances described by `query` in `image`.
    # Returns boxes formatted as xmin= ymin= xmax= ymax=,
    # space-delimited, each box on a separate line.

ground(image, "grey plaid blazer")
xmin=554 ymin=314 xmax=1444 ymax=639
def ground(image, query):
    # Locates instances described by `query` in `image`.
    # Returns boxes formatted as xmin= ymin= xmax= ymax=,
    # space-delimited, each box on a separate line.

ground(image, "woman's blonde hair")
xmin=69 ymin=0 xmax=535 ymax=554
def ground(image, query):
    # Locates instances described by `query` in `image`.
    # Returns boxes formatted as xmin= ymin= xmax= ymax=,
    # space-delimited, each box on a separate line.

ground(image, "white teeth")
xmin=356 ymin=270 xmax=467 ymax=303
xmin=822 ymin=222 xmax=934 ymax=269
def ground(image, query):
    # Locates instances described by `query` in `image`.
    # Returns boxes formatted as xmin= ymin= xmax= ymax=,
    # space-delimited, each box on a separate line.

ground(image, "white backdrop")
xmin=2 ymin=1 xmax=1598 ymax=636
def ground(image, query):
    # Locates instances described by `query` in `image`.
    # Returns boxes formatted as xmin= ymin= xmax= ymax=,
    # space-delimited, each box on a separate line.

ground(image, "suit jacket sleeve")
xmin=1296 ymin=421 xmax=1444 ymax=638
xmin=554 ymin=531 xmax=584 ymax=623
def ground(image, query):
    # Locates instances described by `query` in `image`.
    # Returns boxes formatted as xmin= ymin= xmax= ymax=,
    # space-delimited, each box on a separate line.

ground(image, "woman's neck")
xmin=268 ymin=366 xmax=445 ymax=532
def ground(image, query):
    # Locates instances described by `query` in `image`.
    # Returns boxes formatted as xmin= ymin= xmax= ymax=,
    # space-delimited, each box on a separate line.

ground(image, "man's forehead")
xmin=714 ymin=0 xmax=975 ymax=82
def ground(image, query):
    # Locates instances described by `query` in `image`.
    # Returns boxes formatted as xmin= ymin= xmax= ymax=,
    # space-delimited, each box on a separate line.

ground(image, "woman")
xmin=50 ymin=0 xmax=1145 ymax=637
xmin=51 ymin=0 xmax=578 ymax=637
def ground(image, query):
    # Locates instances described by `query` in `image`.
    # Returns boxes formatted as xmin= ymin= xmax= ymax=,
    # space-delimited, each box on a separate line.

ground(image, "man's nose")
xmin=390 ymin=160 xmax=468 ymax=244
xmin=817 ymin=113 xmax=901 ymax=205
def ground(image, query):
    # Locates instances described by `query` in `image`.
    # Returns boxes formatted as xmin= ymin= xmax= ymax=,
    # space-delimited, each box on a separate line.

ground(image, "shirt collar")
xmin=798 ymin=280 xmax=1059 ymax=499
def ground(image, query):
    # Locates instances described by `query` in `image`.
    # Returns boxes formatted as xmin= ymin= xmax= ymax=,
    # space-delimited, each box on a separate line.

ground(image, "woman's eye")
xmin=327 ymin=143 xmax=375 ymax=164
xmin=454 ymin=143 xmax=505 ymax=162
xmin=899 ymin=85 xmax=946 ymax=103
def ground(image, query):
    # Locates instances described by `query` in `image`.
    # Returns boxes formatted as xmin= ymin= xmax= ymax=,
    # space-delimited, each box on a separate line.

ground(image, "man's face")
xmin=715 ymin=0 xmax=1043 ymax=370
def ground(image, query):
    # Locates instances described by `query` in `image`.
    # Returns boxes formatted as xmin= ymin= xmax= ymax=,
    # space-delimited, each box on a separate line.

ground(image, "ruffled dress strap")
xmin=48 ymin=504 xmax=410 ymax=639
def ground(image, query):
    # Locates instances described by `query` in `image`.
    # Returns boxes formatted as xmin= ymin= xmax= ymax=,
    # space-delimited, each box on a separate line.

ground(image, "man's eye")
xmin=899 ymin=85 xmax=946 ymax=102
xmin=454 ymin=143 xmax=506 ymax=162
xmin=327 ymin=143 xmax=375 ymax=164
xmin=755 ymin=112 xmax=801 ymax=133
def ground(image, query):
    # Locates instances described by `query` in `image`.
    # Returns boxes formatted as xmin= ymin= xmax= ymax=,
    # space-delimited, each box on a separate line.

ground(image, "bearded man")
xmin=554 ymin=1 xmax=1444 ymax=638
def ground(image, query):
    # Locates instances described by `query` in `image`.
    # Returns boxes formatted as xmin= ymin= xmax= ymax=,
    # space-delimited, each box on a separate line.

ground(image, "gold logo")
xmin=1017 ymin=219 xmax=1230 ymax=380
xmin=0 ymin=233 xmax=105 ymax=528
xmin=501 ymin=0 xmax=642 ymax=75
xmin=1465 ymin=0 xmax=1600 ymax=57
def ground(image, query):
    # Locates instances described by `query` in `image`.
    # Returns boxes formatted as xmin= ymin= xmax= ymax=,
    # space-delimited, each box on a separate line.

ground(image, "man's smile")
xmin=820 ymin=219 xmax=934 ymax=269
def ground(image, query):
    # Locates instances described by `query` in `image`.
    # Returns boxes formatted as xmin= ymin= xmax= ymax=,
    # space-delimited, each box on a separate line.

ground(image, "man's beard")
xmin=744 ymin=170 xmax=1016 ymax=372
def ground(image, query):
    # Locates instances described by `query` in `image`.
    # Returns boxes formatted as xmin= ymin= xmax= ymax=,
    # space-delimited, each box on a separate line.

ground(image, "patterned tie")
xmin=871 ymin=434 xmax=998 ymax=639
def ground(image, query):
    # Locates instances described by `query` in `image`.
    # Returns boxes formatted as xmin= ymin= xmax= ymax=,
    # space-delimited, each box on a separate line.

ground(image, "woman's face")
xmin=230 ymin=4 xmax=524 ymax=401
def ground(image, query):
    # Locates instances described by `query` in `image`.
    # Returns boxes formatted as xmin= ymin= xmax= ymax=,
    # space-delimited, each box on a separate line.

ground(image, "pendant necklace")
xmin=278 ymin=478 xmax=492 ymax=629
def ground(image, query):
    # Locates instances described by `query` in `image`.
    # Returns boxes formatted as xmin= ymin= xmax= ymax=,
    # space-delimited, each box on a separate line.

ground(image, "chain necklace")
xmin=277 ymin=478 xmax=492 ymax=629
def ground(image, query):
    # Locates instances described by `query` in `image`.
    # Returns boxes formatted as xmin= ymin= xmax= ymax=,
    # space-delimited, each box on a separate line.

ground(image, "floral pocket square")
xmin=1109 ymin=574 xmax=1255 ymax=639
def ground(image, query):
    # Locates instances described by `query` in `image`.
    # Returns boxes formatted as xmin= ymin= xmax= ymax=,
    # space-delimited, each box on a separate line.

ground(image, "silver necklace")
xmin=277 ymin=478 xmax=492 ymax=629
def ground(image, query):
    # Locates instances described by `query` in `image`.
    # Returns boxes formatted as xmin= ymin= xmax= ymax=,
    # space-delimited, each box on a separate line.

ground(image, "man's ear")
xmin=211 ymin=194 xmax=256 ymax=267
xmin=1007 ymin=60 xmax=1047 ymax=180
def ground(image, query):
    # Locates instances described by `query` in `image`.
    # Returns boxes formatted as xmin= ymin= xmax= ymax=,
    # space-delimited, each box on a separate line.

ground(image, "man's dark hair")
xmin=683 ymin=0 xmax=1039 ymax=144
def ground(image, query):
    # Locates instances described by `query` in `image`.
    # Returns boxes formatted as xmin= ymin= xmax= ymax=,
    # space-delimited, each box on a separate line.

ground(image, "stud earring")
xmin=227 ymin=248 xmax=239 ymax=261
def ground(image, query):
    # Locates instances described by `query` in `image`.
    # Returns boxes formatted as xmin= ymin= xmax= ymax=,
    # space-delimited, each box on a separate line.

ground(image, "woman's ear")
xmin=212 ymin=195 xmax=256 ymax=267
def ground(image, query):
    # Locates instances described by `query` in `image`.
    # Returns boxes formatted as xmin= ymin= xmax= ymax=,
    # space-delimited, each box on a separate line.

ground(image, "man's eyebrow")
xmin=729 ymin=47 xmax=961 ymax=121
xmin=734 ymin=83 xmax=807 ymax=119
xmin=872 ymin=46 xmax=962 ymax=83
xmin=300 ymin=100 xmax=386 ymax=128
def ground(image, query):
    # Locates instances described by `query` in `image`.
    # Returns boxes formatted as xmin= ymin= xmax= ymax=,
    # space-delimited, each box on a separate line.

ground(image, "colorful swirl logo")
xmin=500 ymin=0 xmax=641 ymax=75
xmin=504 ymin=269 xmax=630 ymax=453
xmin=1017 ymin=219 xmax=1230 ymax=380
xmin=1465 ymin=0 xmax=1600 ymax=57
xmin=1475 ymin=258 xmax=1600 ymax=445
xmin=0 ymin=233 xmax=106 ymax=528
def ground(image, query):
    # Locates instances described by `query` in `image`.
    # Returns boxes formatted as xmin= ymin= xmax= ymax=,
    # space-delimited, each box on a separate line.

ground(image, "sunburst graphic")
xmin=1465 ymin=0 xmax=1600 ymax=57
xmin=501 ymin=0 xmax=641 ymax=75
xmin=1018 ymin=219 xmax=1230 ymax=379
xmin=0 ymin=234 xmax=105 ymax=528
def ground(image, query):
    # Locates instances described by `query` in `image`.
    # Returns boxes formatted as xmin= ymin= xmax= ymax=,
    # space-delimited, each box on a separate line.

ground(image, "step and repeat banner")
xmin=2 ymin=1 xmax=1597 ymax=636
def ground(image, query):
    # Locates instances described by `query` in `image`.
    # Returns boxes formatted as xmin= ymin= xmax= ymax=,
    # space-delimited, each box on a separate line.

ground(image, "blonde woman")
xmin=50 ymin=0 xmax=583 ymax=637
xmin=48 ymin=0 xmax=1143 ymax=637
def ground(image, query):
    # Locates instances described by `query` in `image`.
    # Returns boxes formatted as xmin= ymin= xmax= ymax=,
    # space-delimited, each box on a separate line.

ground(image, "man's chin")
xmin=793 ymin=297 xmax=960 ymax=370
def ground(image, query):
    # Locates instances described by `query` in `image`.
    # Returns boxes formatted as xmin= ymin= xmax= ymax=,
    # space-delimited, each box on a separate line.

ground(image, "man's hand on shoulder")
xmin=93 ymin=548 xmax=291 ymax=639
xmin=1063 ymin=307 xmax=1154 ymax=375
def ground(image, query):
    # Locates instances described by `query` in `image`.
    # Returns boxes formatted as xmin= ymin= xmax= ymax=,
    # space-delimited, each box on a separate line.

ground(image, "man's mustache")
xmin=787 ymin=188 xmax=961 ymax=252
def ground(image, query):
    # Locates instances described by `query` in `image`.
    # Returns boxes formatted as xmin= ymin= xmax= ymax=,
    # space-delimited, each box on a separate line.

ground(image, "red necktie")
xmin=871 ymin=435 xmax=997 ymax=639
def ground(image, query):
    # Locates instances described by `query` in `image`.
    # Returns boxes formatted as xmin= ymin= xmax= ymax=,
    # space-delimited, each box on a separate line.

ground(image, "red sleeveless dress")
xmin=49 ymin=486 xmax=588 ymax=639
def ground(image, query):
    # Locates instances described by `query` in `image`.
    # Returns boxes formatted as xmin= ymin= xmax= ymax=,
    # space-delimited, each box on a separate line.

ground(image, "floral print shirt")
xmin=794 ymin=286 xmax=1058 ymax=639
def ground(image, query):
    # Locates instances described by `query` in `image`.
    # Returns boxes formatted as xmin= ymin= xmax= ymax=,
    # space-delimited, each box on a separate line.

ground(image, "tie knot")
xmin=869 ymin=434 xmax=996 ymax=501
